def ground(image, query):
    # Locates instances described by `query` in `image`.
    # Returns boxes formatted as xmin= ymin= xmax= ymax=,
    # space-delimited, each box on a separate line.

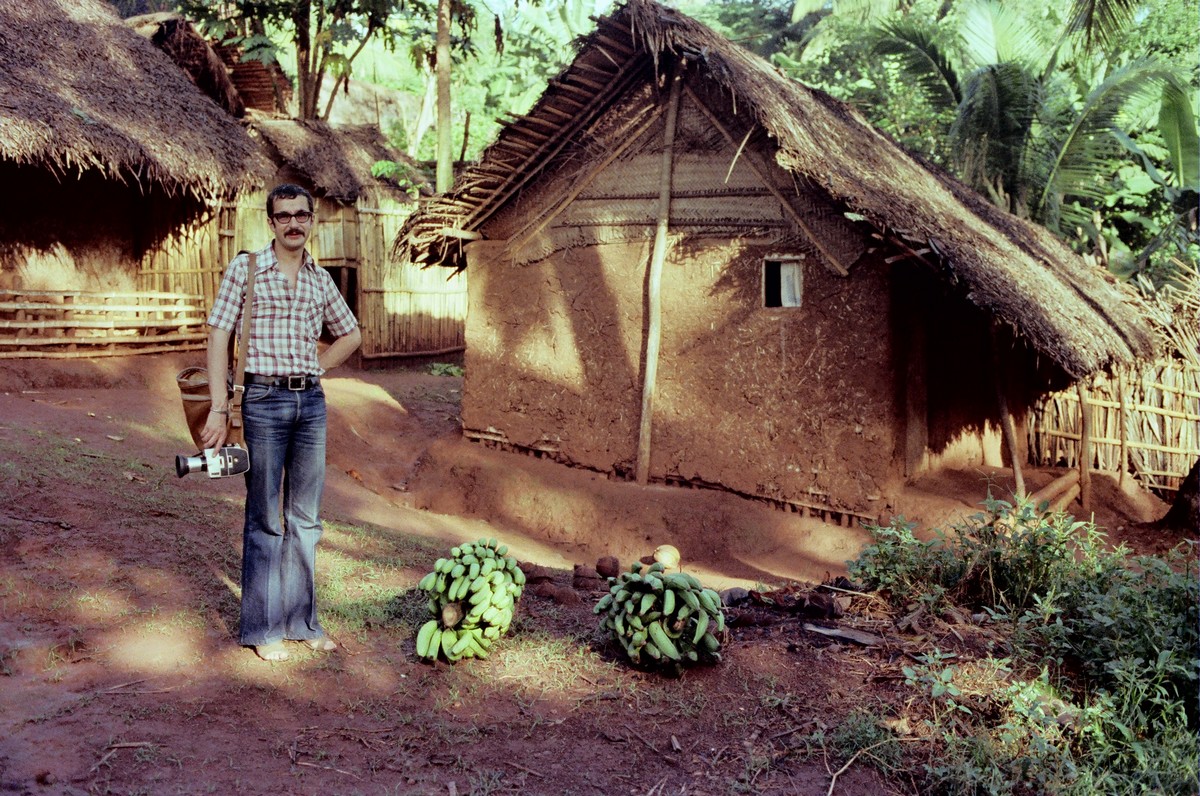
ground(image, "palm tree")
xmin=870 ymin=0 xmax=1186 ymax=241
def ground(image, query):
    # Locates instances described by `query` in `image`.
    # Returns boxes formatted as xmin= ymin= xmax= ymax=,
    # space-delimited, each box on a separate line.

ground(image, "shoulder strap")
xmin=228 ymin=252 xmax=257 ymax=437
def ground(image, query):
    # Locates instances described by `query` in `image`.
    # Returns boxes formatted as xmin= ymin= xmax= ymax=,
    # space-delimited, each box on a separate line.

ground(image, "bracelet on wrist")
xmin=210 ymin=408 xmax=229 ymax=416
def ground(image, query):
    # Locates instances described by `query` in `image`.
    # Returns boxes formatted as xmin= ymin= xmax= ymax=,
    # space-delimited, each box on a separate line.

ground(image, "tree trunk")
xmin=435 ymin=0 xmax=453 ymax=192
xmin=1158 ymin=457 xmax=1199 ymax=533
xmin=293 ymin=2 xmax=314 ymax=118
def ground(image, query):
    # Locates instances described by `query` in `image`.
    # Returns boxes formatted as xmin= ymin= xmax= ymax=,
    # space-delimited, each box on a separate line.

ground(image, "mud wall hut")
xmin=397 ymin=0 xmax=1155 ymax=520
xmin=244 ymin=118 xmax=465 ymax=362
xmin=0 ymin=0 xmax=268 ymax=357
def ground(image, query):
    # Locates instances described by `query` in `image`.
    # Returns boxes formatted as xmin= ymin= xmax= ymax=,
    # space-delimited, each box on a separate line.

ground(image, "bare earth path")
xmin=0 ymin=354 xmax=1175 ymax=795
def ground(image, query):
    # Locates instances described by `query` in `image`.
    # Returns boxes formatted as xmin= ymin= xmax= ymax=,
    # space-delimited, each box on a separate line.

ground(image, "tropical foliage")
xmin=690 ymin=0 xmax=1198 ymax=285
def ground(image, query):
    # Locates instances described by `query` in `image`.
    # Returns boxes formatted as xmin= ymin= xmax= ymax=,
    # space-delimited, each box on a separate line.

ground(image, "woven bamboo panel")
xmin=1029 ymin=363 xmax=1200 ymax=493
xmin=358 ymin=197 xmax=466 ymax=358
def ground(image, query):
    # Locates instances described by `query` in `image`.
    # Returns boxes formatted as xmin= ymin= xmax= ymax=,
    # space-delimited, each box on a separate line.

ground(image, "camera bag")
xmin=176 ymin=252 xmax=258 ymax=449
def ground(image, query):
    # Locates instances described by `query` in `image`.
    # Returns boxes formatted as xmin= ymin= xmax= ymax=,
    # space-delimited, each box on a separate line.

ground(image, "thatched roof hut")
xmin=398 ymin=0 xmax=1154 ymax=381
xmin=0 ymin=0 xmax=268 ymax=200
xmin=249 ymin=117 xmax=426 ymax=203
xmin=126 ymin=12 xmax=245 ymax=118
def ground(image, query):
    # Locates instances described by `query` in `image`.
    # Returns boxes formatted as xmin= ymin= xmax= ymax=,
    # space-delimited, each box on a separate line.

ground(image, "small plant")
xmin=594 ymin=561 xmax=725 ymax=671
xmin=902 ymin=649 xmax=972 ymax=720
xmin=427 ymin=362 xmax=463 ymax=377
xmin=414 ymin=538 xmax=526 ymax=663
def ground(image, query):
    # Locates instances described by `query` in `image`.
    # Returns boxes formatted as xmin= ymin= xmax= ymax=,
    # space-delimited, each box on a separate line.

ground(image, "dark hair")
xmin=266 ymin=184 xmax=314 ymax=216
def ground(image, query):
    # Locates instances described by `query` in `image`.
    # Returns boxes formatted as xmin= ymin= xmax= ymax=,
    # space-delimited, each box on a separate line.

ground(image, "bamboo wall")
xmin=1029 ymin=362 xmax=1200 ymax=494
xmin=137 ymin=203 xmax=238 ymax=305
xmin=4 ymin=189 xmax=465 ymax=360
xmin=356 ymin=197 xmax=466 ymax=360
xmin=135 ymin=193 xmax=466 ymax=361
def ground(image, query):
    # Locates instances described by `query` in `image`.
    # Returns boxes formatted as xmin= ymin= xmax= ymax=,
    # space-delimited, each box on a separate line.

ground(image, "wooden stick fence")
xmin=0 ymin=289 xmax=207 ymax=359
xmin=1029 ymin=362 xmax=1200 ymax=495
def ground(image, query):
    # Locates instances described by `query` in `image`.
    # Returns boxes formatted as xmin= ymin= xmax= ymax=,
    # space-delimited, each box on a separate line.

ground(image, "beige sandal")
xmin=254 ymin=641 xmax=290 ymax=662
xmin=303 ymin=636 xmax=337 ymax=652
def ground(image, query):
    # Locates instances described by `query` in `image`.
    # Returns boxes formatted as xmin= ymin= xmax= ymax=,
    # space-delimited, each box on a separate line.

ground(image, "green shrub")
xmin=848 ymin=497 xmax=1200 ymax=795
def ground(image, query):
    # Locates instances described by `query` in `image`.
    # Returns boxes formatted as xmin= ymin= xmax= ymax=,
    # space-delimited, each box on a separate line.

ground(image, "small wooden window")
xmin=763 ymin=257 xmax=804 ymax=308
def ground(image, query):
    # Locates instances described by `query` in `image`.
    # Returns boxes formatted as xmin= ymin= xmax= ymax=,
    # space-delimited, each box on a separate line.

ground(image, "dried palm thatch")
xmin=126 ymin=12 xmax=245 ymax=118
xmin=396 ymin=0 xmax=1157 ymax=380
xmin=250 ymin=117 xmax=428 ymax=203
xmin=0 ymin=0 xmax=269 ymax=199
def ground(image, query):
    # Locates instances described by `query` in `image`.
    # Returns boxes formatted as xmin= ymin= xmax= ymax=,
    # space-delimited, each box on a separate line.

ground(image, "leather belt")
xmin=244 ymin=373 xmax=320 ymax=390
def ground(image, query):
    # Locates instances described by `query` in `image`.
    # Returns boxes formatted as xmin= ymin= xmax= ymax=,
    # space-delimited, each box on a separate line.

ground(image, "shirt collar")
xmin=265 ymin=242 xmax=317 ymax=273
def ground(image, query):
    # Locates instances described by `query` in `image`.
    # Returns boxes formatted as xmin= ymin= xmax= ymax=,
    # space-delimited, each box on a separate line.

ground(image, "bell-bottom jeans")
xmin=238 ymin=382 xmax=327 ymax=647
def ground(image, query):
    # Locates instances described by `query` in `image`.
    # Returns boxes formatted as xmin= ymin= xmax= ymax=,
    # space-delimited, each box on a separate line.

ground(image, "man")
xmin=202 ymin=184 xmax=362 ymax=662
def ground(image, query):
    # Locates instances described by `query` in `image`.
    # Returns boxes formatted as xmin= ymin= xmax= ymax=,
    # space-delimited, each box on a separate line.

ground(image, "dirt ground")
xmin=0 ymin=353 xmax=1186 ymax=796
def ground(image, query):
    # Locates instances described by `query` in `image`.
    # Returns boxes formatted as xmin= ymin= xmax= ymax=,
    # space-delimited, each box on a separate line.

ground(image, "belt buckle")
xmin=287 ymin=375 xmax=306 ymax=391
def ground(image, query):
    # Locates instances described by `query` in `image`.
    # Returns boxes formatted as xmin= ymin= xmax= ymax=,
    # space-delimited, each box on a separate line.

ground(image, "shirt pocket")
xmin=298 ymin=297 xmax=323 ymax=338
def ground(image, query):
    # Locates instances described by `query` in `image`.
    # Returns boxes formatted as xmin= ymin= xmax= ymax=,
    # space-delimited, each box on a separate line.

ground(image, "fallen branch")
xmin=827 ymin=738 xmax=925 ymax=796
xmin=295 ymin=760 xmax=361 ymax=779
xmin=504 ymin=759 xmax=545 ymax=778
xmin=90 ymin=741 xmax=155 ymax=772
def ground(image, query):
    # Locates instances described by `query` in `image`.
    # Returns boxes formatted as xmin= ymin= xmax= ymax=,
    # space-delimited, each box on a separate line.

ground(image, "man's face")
xmin=268 ymin=196 xmax=314 ymax=253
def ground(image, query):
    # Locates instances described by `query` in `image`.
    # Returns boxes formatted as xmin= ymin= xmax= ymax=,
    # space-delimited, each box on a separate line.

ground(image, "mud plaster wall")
xmin=462 ymin=238 xmax=648 ymax=470
xmin=463 ymin=235 xmax=901 ymax=513
xmin=654 ymin=240 xmax=898 ymax=513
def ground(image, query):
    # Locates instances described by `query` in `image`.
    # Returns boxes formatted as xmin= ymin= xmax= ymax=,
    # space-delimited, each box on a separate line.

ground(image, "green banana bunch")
xmin=594 ymin=561 xmax=725 ymax=671
xmin=413 ymin=538 xmax=526 ymax=663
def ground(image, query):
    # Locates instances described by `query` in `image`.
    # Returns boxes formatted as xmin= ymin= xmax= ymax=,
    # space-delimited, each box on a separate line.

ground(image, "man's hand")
xmin=200 ymin=409 xmax=229 ymax=451
xmin=318 ymin=326 xmax=362 ymax=372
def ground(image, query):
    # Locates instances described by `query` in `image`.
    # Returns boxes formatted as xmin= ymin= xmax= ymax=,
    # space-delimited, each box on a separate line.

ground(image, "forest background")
xmin=109 ymin=0 xmax=1198 ymax=288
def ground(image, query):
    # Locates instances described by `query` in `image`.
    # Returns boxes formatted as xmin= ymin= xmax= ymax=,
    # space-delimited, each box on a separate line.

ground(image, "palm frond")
xmin=1067 ymin=0 xmax=1137 ymax=53
xmin=957 ymin=0 xmax=1049 ymax=71
xmin=870 ymin=18 xmax=961 ymax=111
xmin=1030 ymin=59 xmax=1178 ymax=227
xmin=950 ymin=62 xmax=1038 ymax=195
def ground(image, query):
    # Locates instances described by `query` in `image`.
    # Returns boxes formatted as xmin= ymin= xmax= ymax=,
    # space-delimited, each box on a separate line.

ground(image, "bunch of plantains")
xmin=414 ymin=538 xmax=526 ymax=662
xmin=595 ymin=561 xmax=725 ymax=669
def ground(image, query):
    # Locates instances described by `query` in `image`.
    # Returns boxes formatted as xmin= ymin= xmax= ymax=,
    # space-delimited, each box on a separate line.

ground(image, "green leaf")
xmin=1159 ymin=80 xmax=1200 ymax=191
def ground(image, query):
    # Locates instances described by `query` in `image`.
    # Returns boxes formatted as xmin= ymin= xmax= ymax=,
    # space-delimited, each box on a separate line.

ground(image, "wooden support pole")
xmin=904 ymin=286 xmax=928 ymax=480
xmin=990 ymin=322 xmax=1025 ymax=498
xmin=1117 ymin=371 xmax=1128 ymax=488
xmin=636 ymin=69 xmax=682 ymax=485
xmin=1078 ymin=379 xmax=1093 ymax=512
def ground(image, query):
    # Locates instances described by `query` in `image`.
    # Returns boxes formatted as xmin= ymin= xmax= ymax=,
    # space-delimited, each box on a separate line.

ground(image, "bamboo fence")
xmin=1029 ymin=362 xmax=1200 ymax=494
xmin=0 ymin=289 xmax=207 ymax=358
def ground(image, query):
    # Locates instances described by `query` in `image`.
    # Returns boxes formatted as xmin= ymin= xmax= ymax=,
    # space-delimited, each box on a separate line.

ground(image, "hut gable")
xmin=398 ymin=0 xmax=1154 ymax=380
xmin=484 ymin=82 xmax=866 ymax=274
xmin=0 ymin=0 xmax=269 ymax=199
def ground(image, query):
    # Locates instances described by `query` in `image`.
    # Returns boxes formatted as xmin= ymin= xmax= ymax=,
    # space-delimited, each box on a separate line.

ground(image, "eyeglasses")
xmin=271 ymin=211 xmax=313 ymax=224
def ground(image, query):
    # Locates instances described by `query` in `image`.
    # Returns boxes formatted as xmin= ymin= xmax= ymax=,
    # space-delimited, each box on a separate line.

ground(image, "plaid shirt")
xmin=207 ymin=244 xmax=358 ymax=376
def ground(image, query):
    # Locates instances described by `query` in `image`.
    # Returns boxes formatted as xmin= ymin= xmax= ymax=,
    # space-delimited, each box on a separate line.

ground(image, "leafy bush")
xmin=849 ymin=496 xmax=1200 ymax=795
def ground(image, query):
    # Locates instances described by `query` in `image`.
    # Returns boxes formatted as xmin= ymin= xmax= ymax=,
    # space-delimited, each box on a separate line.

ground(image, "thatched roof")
xmin=250 ymin=117 xmax=428 ymax=203
xmin=0 ymin=0 xmax=268 ymax=199
xmin=126 ymin=12 xmax=245 ymax=118
xmin=396 ymin=0 xmax=1155 ymax=379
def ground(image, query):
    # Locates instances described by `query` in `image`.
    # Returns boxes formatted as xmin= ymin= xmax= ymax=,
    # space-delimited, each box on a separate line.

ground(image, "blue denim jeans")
xmin=238 ymin=382 xmax=328 ymax=646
